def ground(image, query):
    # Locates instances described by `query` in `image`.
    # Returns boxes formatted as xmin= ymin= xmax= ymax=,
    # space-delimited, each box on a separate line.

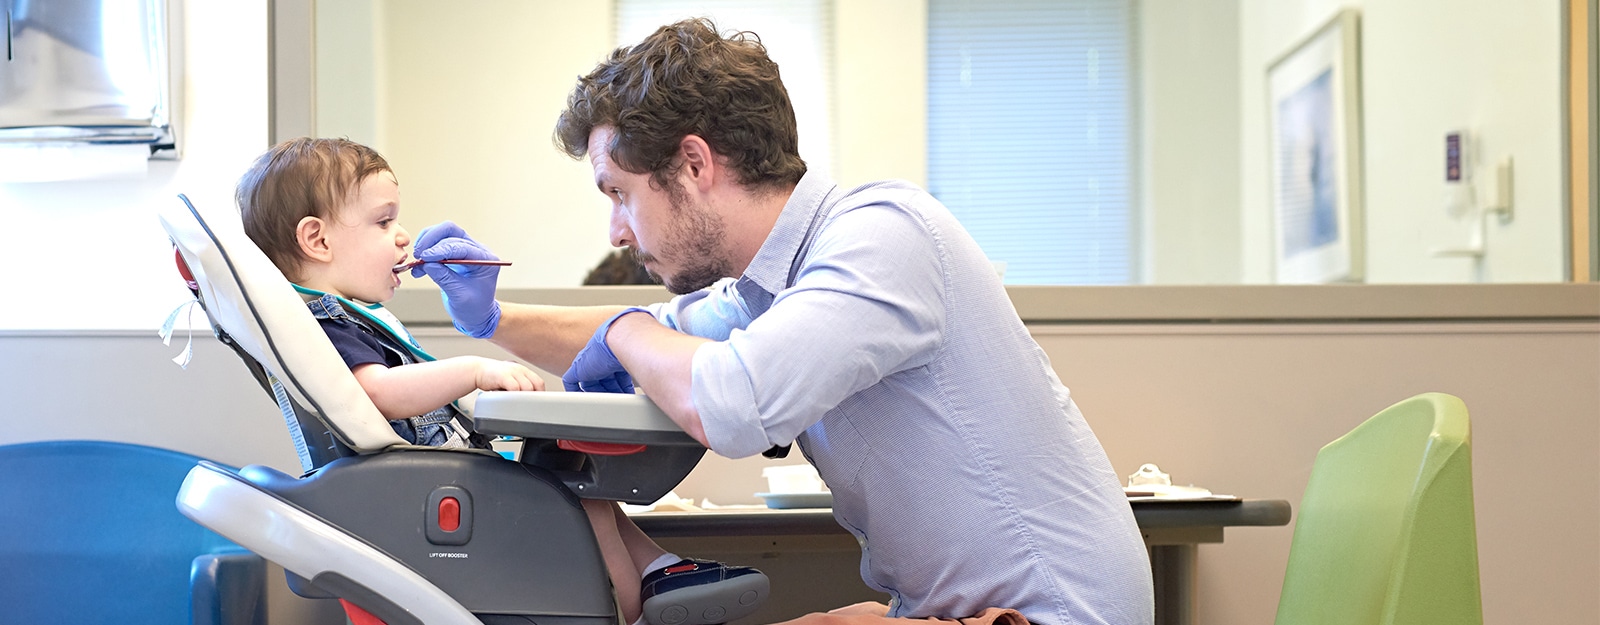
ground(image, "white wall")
xmin=1359 ymin=0 xmax=1566 ymax=282
xmin=0 ymin=0 xmax=268 ymax=330
xmin=314 ymin=0 xmax=381 ymax=148
xmin=1140 ymin=0 xmax=1244 ymax=284
xmin=833 ymin=0 xmax=927 ymax=189
xmin=362 ymin=0 xmax=619 ymax=291
xmin=1237 ymin=0 xmax=1566 ymax=283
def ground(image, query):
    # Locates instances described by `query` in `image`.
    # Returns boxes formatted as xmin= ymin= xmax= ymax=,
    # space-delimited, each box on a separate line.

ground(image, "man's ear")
xmin=678 ymin=134 xmax=717 ymax=192
xmin=296 ymin=216 xmax=333 ymax=262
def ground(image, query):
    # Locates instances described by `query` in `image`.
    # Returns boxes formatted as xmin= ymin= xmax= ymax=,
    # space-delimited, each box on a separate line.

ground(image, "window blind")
xmin=928 ymin=0 xmax=1136 ymax=284
xmin=616 ymin=0 xmax=834 ymax=177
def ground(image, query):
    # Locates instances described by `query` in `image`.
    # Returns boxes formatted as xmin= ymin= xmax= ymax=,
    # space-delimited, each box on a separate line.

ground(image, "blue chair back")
xmin=0 ymin=440 xmax=254 ymax=624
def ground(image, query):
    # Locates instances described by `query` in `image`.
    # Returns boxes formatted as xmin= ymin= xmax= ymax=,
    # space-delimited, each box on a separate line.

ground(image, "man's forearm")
xmin=489 ymin=302 xmax=626 ymax=374
xmin=607 ymin=312 xmax=710 ymax=446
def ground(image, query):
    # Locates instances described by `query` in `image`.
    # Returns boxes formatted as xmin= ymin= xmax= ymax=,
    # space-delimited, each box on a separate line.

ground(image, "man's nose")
xmin=609 ymin=207 xmax=633 ymax=249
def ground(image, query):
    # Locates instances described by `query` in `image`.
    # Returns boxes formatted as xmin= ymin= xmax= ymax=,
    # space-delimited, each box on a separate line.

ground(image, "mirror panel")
xmin=282 ymin=0 xmax=1590 ymax=288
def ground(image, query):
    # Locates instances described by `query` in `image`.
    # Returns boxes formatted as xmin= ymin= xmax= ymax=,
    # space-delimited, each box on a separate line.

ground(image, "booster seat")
xmin=161 ymin=194 xmax=709 ymax=624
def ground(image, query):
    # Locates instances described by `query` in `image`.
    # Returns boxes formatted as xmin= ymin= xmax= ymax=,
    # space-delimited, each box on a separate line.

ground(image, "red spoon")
xmin=393 ymin=259 xmax=512 ymax=274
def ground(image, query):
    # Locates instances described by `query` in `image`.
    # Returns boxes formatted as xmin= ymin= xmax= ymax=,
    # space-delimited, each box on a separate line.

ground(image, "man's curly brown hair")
xmin=555 ymin=18 xmax=807 ymax=193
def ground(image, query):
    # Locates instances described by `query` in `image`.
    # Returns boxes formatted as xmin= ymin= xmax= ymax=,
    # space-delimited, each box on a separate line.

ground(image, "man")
xmin=413 ymin=18 xmax=1153 ymax=625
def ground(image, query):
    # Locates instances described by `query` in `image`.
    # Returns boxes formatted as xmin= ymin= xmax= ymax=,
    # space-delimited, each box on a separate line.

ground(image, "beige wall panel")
xmin=2 ymin=318 xmax=1595 ymax=625
xmin=1034 ymin=322 xmax=1599 ymax=625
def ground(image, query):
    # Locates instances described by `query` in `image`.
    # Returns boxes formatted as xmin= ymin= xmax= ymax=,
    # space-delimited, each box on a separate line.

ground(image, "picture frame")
xmin=1267 ymin=9 xmax=1364 ymax=283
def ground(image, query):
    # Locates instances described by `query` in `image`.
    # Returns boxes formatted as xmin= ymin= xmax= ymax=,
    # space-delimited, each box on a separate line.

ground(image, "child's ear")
xmin=296 ymin=216 xmax=333 ymax=261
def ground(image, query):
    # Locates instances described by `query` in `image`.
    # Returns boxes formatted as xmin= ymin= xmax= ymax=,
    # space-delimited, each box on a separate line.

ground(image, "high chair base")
xmin=178 ymin=451 xmax=618 ymax=624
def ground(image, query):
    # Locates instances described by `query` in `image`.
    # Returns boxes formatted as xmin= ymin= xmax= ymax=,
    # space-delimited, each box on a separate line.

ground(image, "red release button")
xmin=438 ymin=497 xmax=460 ymax=532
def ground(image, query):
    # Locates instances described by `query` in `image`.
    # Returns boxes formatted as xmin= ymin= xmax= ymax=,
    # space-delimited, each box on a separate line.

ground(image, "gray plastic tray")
xmin=471 ymin=392 xmax=700 ymax=446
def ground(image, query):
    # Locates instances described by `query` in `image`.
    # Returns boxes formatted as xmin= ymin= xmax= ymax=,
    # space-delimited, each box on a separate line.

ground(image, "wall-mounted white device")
xmin=1443 ymin=130 xmax=1473 ymax=217
xmin=1433 ymin=138 xmax=1514 ymax=261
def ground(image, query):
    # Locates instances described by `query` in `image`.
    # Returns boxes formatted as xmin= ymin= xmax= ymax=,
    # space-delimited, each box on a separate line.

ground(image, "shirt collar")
xmin=738 ymin=169 xmax=836 ymax=301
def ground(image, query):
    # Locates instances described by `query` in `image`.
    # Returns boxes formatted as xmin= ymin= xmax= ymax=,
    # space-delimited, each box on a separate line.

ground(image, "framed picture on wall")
xmin=1267 ymin=9 xmax=1364 ymax=283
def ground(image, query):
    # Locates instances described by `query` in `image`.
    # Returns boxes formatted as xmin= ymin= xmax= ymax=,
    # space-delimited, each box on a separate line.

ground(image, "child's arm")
xmin=351 ymin=356 xmax=543 ymax=421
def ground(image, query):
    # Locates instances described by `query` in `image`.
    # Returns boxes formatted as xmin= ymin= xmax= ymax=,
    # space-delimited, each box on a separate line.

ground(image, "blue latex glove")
xmin=563 ymin=307 xmax=651 ymax=394
xmin=412 ymin=221 xmax=503 ymax=339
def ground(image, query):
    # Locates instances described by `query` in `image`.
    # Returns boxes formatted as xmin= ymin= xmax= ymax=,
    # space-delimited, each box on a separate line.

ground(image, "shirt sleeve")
xmin=317 ymin=319 xmax=394 ymax=371
xmin=647 ymin=278 xmax=752 ymax=341
xmin=691 ymin=199 xmax=948 ymax=458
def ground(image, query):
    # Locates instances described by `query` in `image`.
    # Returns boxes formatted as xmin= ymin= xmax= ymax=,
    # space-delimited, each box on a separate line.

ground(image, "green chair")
xmin=1275 ymin=392 xmax=1483 ymax=625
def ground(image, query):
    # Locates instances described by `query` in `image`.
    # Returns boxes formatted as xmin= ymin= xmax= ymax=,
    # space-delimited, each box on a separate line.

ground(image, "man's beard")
xmin=638 ymin=182 xmax=735 ymax=295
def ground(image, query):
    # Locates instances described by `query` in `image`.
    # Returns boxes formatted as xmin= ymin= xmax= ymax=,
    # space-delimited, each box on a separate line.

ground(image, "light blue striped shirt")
xmin=649 ymin=171 xmax=1153 ymax=625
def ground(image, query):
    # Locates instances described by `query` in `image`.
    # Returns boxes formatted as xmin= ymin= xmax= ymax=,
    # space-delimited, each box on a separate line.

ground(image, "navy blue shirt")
xmin=318 ymin=317 xmax=404 ymax=371
xmin=303 ymin=293 xmax=484 ymax=450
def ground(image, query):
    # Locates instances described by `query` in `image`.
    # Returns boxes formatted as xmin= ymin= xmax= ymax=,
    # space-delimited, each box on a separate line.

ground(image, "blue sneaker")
xmin=641 ymin=559 xmax=770 ymax=625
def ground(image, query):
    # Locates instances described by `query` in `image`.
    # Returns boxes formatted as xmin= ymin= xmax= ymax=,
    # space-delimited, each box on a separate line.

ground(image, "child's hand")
xmin=473 ymin=358 xmax=545 ymax=392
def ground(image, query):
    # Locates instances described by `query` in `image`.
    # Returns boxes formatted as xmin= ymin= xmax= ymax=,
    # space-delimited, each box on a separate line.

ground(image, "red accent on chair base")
xmin=557 ymin=440 xmax=648 ymax=456
xmin=340 ymin=598 xmax=388 ymax=625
